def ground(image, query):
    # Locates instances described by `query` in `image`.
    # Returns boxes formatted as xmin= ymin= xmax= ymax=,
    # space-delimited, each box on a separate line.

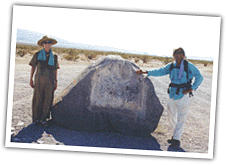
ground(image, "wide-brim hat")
xmin=37 ymin=35 xmax=57 ymax=46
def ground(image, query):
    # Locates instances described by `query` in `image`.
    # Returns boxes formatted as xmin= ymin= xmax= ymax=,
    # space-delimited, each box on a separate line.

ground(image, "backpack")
xmin=168 ymin=60 xmax=193 ymax=97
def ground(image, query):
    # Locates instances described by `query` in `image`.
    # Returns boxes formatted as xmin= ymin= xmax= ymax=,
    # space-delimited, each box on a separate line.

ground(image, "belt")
xmin=168 ymin=80 xmax=193 ymax=97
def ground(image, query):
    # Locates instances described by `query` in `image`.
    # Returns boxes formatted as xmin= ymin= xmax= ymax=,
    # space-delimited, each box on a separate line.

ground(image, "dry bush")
xmin=16 ymin=44 xmax=213 ymax=66
xmin=17 ymin=50 xmax=28 ymax=57
xmin=134 ymin=57 xmax=140 ymax=63
xmin=87 ymin=53 xmax=97 ymax=60
xmin=164 ymin=57 xmax=171 ymax=64
xmin=120 ymin=54 xmax=131 ymax=59
xmin=140 ymin=55 xmax=152 ymax=63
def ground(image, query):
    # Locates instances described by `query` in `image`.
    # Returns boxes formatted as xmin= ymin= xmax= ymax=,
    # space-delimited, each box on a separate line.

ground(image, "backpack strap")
xmin=168 ymin=60 xmax=193 ymax=97
xmin=183 ymin=60 xmax=193 ymax=97
xmin=183 ymin=60 xmax=189 ymax=81
xmin=169 ymin=60 xmax=189 ymax=80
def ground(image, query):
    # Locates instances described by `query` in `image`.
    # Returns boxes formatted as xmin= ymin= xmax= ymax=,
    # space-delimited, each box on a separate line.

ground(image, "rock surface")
xmin=52 ymin=55 xmax=164 ymax=137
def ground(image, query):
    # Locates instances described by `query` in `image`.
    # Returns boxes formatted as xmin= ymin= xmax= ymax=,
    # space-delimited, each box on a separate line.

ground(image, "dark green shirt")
xmin=29 ymin=51 xmax=60 ymax=80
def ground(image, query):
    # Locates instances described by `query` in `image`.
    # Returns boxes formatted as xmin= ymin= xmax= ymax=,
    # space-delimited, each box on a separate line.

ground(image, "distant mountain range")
xmin=16 ymin=28 xmax=213 ymax=61
xmin=16 ymin=37 xmax=86 ymax=49
xmin=16 ymin=37 xmax=37 ymax=44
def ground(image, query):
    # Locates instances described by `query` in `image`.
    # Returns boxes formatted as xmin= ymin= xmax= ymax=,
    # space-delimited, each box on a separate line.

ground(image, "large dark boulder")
xmin=52 ymin=55 xmax=163 ymax=137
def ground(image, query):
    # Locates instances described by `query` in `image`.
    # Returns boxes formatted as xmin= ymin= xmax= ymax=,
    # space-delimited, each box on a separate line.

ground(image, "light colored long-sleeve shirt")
xmin=147 ymin=61 xmax=203 ymax=100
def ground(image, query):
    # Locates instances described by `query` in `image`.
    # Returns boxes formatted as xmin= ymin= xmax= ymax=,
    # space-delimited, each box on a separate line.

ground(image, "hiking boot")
xmin=167 ymin=136 xmax=173 ymax=143
xmin=32 ymin=120 xmax=41 ymax=126
xmin=167 ymin=139 xmax=172 ymax=143
xmin=47 ymin=119 xmax=55 ymax=125
xmin=169 ymin=139 xmax=181 ymax=149
xmin=42 ymin=121 xmax=50 ymax=128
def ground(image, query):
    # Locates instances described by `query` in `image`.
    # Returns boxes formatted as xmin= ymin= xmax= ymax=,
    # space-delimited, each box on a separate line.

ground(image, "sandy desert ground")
xmin=9 ymin=54 xmax=213 ymax=153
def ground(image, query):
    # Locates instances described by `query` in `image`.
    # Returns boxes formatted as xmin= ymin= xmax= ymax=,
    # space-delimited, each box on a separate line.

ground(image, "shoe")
xmin=167 ymin=139 xmax=173 ymax=144
xmin=169 ymin=139 xmax=181 ymax=149
xmin=32 ymin=120 xmax=41 ymax=126
xmin=167 ymin=136 xmax=173 ymax=143
xmin=47 ymin=119 xmax=55 ymax=125
xmin=42 ymin=121 xmax=50 ymax=128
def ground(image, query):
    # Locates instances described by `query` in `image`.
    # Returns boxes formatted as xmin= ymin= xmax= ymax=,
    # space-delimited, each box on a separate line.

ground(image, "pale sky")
xmin=16 ymin=28 xmax=149 ymax=55
xmin=12 ymin=5 xmax=221 ymax=61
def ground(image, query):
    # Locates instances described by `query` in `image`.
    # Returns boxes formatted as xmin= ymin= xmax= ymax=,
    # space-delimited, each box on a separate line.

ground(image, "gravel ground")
xmin=9 ymin=56 xmax=213 ymax=154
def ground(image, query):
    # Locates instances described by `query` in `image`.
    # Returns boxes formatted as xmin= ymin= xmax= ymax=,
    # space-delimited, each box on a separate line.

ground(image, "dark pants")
xmin=32 ymin=76 xmax=54 ymax=122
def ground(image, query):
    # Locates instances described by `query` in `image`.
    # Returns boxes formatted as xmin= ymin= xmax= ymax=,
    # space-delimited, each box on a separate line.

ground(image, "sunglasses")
xmin=43 ymin=41 xmax=53 ymax=44
xmin=174 ymin=51 xmax=184 ymax=55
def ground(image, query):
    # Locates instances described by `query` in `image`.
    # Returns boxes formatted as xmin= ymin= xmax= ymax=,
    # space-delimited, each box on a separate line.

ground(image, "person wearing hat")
xmin=29 ymin=36 xmax=60 ymax=127
xmin=136 ymin=47 xmax=203 ymax=150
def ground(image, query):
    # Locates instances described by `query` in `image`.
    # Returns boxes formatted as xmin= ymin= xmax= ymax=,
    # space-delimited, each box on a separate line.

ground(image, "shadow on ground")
xmin=11 ymin=124 xmax=44 ymax=143
xmin=167 ymin=146 xmax=186 ymax=152
xmin=11 ymin=122 xmax=162 ymax=151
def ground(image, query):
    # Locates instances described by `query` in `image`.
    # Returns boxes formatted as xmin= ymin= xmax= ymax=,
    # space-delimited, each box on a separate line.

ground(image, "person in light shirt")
xmin=136 ymin=47 xmax=203 ymax=149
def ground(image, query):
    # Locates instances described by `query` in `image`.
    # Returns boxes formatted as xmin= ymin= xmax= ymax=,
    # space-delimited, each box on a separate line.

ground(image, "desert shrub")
xmin=188 ymin=59 xmax=213 ymax=65
xmin=121 ymin=54 xmax=129 ymax=59
xmin=16 ymin=44 xmax=213 ymax=65
xmin=30 ymin=45 xmax=39 ymax=51
xmin=134 ymin=57 xmax=140 ymax=63
xmin=140 ymin=55 xmax=150 ymax=63
xmin=87 ymin=53 xmax=97 ymax=60
xmin=16 ymin=44 xmax=39 ymax=51
xmin=52 ymin=47 xmax=64 ymax=54
xmin=84 ymin=51 xmax=99 ymax=60
xmin=64 ymin=49 xmax=78 ymax=61
xmin=204 ymin=62 xmax=208 ymax=67
xmin=87 ymin=54 xmax=92 ymax=60
xmin=17 ymin=50 xmax=28 ymax=57
xmin=69 ymin=49 xmax=76 ymax=56
xmin=64 ymin=55 xmax=73 ymax=61
xmin=164 ymin=57 xmax=171 ymax=64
